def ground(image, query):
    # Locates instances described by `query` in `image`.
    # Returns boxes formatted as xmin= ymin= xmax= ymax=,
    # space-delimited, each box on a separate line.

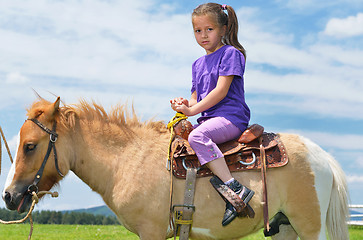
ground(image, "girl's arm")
xmin=188 ymin=91 xmax=198 ymax=107
xmin=174 ymin=75 xmax=233 ymax=116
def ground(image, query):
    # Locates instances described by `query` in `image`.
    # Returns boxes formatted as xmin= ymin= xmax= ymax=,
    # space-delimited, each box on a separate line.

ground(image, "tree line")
xmin=0 ymin=208 xmax=120 ymax=225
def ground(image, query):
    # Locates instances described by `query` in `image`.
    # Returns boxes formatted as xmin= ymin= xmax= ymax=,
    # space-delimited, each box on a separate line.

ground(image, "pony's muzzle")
xmin=3 ymin=189 xmax=21 ymax=211
xmin=3 ymin=183 xmax=32 ymax=213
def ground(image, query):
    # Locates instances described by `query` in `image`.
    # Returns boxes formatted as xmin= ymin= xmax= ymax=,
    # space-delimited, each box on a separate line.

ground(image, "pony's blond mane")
xmin=27 ymin=99 xmax=167 ymax=136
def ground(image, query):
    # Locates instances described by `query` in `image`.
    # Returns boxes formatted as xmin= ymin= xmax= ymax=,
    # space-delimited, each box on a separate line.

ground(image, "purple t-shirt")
xmin=191 ymin=45 xmax=250 ymax=131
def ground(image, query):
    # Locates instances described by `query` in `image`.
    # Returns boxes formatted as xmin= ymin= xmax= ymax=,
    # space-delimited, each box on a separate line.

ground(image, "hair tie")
xmin=221 ymin=4 xmax=227 ymax=10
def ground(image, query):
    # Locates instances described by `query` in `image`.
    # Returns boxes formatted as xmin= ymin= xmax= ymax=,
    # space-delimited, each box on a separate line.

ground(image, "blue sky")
xmin=0 ymin=0 xmax=362 ymax=211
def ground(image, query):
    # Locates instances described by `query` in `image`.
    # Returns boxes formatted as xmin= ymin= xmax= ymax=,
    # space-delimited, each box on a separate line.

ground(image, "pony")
xmin=2 ymin=97 xmax=349 ymax=239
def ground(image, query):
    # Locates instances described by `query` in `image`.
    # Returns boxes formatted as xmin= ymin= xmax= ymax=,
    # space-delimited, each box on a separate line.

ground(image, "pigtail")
xmin=224 ymin=5 xmax=246 ymax=59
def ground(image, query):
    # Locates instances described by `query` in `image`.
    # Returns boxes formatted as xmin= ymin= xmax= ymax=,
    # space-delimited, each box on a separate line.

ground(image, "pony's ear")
xmin=53 ymin=97 xmax=60 ymax=111
xmin=44 ymin=97 xmax=60 ymax=120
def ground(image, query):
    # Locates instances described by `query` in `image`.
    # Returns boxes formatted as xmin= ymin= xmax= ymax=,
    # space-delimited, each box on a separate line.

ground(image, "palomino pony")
xmin=3 ymin=98 xmax=349 ymax=240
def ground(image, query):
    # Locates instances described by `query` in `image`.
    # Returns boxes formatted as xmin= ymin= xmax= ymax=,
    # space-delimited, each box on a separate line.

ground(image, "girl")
xmin=170 ymin=3 xmax=254 ymax=226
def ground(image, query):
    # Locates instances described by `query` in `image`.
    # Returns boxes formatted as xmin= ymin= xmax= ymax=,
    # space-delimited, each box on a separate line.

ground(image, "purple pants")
xmin=188 ymin=117 xmax=243 ymax=165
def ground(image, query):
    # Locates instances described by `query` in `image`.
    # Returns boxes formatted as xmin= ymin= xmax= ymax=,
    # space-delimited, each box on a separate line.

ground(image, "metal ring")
xmin=50 ymin=134 xmax=58 ymax=143
xmin=28 ymin=184 xmax=39 ymax=194
xmin=182 ymin=158 xmax=201 ymax=171
xmin=239 ymin=152 xmax=257 ymax=166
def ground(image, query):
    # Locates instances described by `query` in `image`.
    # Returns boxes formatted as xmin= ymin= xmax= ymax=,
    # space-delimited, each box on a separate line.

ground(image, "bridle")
xmin=26 ymin=118 xmax=64 ymax=194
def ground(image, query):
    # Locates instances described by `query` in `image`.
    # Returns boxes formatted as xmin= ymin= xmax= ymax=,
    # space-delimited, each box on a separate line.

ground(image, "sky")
xmin=0 ymin=0 xmax=362 ymax=211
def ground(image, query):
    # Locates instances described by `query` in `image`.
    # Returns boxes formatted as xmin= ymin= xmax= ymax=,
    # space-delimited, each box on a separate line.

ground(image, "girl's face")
xmin=192 ymin=14 xmax=226 ymax=55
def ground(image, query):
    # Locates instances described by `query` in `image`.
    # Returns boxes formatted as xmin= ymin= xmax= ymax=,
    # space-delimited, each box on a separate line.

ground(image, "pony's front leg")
xmin=271 ymin=225 xmax=298 ymax=240
xmin=137 ymin=224 xmax=169 ymax=240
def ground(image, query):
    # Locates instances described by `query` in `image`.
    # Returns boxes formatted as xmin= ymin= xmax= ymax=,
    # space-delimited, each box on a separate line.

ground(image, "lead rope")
xmin=166 ymin=113 xmax=188 ymax=238
xmin=166 ymin=112 xmax=188 ymax=164
xmin=0 ymin=124 xmax=59 ymax=240
xmin=0 ymin=125 xmax=14 ymax=174
xmin=0 ymin=191 xmax=59 ymax=240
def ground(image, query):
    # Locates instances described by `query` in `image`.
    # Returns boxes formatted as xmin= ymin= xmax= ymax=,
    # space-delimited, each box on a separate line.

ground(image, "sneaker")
xmin=229 ymin=180 xmax=255 ymax=204
xmin=222 ymin=202 xmax=238 ymax=226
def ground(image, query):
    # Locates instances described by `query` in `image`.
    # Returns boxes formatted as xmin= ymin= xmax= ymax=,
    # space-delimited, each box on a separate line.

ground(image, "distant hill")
xmin=62 ymin=205 xmax=116 ymax=218
xmin=350 ymin=209 xmax=363 ymax=221
xmin=62 ymin=206 xmax=362 ymax=222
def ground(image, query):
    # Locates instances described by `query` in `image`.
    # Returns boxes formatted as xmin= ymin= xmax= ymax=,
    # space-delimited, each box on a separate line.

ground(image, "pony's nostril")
xmin=3 ymin=191 xmax=12 ymax=203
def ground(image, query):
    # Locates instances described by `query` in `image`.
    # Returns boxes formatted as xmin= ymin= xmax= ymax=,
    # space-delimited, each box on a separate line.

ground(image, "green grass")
xmin=348 ymin=226 xmax=363 ymax=240
xmin=0 ymin=224 xmax=362 ymax=239
xmin=0 ymin=225 xmax=138 ymax=240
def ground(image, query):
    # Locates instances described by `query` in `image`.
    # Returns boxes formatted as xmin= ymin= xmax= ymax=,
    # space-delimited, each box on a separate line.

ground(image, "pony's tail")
xmin=326 ymin=153 xmax=349 ymax=240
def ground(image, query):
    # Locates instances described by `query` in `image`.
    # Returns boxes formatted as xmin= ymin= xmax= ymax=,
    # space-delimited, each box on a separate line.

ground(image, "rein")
xmin=27 ymin=118 xmax=64 ymax=193
xmin=166 ymin=113 xmax=189 ymax=238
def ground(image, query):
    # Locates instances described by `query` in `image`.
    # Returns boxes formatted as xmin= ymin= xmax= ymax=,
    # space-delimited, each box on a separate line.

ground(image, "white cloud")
xmin=236 ymin=8 xmax=363 ymax=119
xmin=347 ymin=174 xmax=363 ymax=184
xmin=324 ymin=13 xmax=363 ymax=38
xmin=276 ymin=0 xmax=363 ymax=12
xmin=281 ymin=130 xmax=363 ymax=151
xmin=0 ymin=0 xmax=362 ymax=121
xmin=0 ymin=0 xmax=198 ymax=86
xmin=245 ymin=67 xmax=363 ymax=119
xmin=5 ymin=72 xmax=29 ymax=84
xmin=5 ymin=134 xmax=19 ymax=154
xmin=356 ymin=156 xmax=363 ymax=169
xmin=309 ymin=44 xmax=363 ymax=68
xmin=309 ymin=133 xmax=363 ymax=151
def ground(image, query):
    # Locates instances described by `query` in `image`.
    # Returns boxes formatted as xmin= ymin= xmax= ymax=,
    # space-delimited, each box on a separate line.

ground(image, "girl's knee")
xmin=188 ymin=129 xmax=205 ymax=146
xmin=188 ymin=130 xmax=198 ymax=145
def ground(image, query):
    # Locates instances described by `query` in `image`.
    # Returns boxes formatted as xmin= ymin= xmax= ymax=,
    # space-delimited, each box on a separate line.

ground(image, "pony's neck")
xmin=69 ymin=120 xmax=170 ymax=211
xmin=69 ymin=122 xmax=127 ymax=201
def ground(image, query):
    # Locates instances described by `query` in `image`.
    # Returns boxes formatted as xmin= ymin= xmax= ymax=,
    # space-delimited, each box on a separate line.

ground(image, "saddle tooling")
xmin=168 ymin=118 xmax=289 ymax=238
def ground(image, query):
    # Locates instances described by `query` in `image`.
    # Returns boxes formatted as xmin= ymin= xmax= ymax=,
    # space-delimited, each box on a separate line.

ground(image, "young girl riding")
xmin=170 ymin=3 xmax=254 ymax=226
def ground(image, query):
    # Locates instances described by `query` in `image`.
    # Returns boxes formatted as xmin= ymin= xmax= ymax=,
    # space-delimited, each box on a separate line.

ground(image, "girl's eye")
xmin=208 ymin=28 xmax=213 ymax=31
xmin=24 ymin=144 xmax=37 ymax=154
xmin=195 ymin=29 xmax=201 ymax=33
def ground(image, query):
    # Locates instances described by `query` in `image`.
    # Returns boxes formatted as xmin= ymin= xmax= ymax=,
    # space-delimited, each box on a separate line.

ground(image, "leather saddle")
xmin=170 ymin=123 xmax=288 ymax=179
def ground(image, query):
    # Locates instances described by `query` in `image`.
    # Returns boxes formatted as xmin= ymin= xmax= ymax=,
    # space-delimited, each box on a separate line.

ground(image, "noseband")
xmin=27 ymin=118 xmax=64 ymax=194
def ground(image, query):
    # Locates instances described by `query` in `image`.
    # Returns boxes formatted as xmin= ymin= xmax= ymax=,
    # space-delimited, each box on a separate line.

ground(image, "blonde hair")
xmin=192 ymin=3 xmax=246 ymax=59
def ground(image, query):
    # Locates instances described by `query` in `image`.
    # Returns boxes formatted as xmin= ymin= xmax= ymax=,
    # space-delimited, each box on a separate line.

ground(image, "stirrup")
xmin=210 ymin=176 xmax=255 ymax=218
xmin=230 ymin=181 xmax=255 ymax=205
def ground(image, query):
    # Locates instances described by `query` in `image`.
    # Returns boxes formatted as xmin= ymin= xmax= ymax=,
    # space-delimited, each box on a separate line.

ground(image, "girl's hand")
xmin=170 ymin=97 xmax=189 ymax=105
xmin=170 ymin=97 xmax=189 ymax=111
xmin=174 ymin=103 xmax=195 ymax=116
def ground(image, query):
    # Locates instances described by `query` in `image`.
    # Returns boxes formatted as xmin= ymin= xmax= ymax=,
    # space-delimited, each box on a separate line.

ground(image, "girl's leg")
xmin=188 ymin=117 xmax=242 ymax=182
xmin=206 ymin=157 xmax=233 ymax=183
xmin=188 ymin=117 xmax=254 ymax=226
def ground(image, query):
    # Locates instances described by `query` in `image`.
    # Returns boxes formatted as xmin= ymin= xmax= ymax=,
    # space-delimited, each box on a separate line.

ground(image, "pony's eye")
xmin=24 ymin=144 xmax=37 ymax=154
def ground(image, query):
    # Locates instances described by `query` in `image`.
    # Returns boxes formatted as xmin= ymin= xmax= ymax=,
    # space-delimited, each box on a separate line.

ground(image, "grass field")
xmin=0 ymin=224 xmax=362 ymax=239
